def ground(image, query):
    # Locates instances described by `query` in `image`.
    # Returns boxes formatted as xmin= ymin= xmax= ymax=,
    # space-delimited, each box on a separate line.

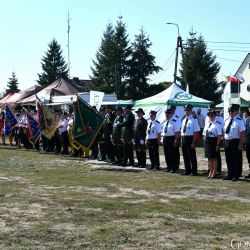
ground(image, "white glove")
xmin=132 ymin=139 xmax=135 ymax=144
xmin=140 ymin=140 xmax=144 ymax=145
xmin=110 ymin=135 xmax=112 ymax=139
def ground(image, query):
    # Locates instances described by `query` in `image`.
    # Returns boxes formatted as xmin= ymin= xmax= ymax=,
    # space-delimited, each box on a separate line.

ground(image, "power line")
xmin=209 ymin=45 xmax=250 ymax=49
xmin=205 ymin=41 xmax=250 ymax=45
xmin=208 ymin=48 xmax=250 ymax=53
xmin=161 ymin=49 xmax=176 ymax=68
xmin=151 ymin=58 xmax=175 ymax=82
xmin=216 ymin=57 xmax=242 ymax=63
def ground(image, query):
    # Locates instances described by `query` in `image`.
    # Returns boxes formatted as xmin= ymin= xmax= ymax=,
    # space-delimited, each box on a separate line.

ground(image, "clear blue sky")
xmin=1 ymin=0 xmax=250 ymax=93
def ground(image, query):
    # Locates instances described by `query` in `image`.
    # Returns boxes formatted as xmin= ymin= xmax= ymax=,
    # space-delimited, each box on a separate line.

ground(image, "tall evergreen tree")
xmin=5 ymin=72 xmax=20 ymax=95
xmin=90 ymin=22 xmax=116 ymax=93
xmin=126 ymin=28 xmax=162 ymax=100
xmin=179 ymin=31 xmax=221 ymax=103
xmin=37 ymin=39 xmax=68 ymax=87
xmin=90 ymin=17 xmax=131 ymax=98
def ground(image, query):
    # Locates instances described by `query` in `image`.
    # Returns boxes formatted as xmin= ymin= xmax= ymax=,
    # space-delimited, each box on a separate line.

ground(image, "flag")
xmin=37 ymin=101 xmax=60 ymax=140
xmin=72 ymin=98 xmax=104 ymax=150
xmin=3 ymin=106 xmax=17 ymax=135
xmin=27 ymin=113 xmax=40 ymax=145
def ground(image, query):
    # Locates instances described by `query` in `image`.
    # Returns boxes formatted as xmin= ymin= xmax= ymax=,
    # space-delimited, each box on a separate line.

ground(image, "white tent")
xmin=135 ymin=83 xmax=212 ymax=123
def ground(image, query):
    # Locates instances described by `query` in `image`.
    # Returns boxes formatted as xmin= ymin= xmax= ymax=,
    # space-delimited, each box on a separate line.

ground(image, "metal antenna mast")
xmin=67 ymin=12 xmax=71 ymax=78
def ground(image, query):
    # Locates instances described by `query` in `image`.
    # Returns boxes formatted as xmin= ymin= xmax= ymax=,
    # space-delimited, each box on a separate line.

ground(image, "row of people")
xmin=0 ymin=103 xmax=249 ymax=181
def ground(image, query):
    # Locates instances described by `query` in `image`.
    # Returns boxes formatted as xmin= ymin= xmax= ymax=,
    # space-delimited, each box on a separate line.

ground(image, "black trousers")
xmin=224 ymin=139 xmax=242 ymax=178
xmin=148 ymin=139 xmax=160 ymax=168
xmin=91 ymin=137 xmax=99 ymax=159
xmin=105 ymin=137 xmax=115 ymax=161
xmin=122 ymin=142 xmax=134 ymax=164
xmin=181 ymin=136 xmax=197 ymax=175
xmin=246 ymin=136 xmax=250 ymax=169
xmin=98 ymin=141 xmax=106 ymax=160
xmin=113 ymin=142 xmax=123 ymax=163
xmin=163 ymin=136 xmax=178 ymax=171
xmin=135 ymin=142 xmax=146 ymax=167
xmin=61 ymin=131 xmax=69 ymax=154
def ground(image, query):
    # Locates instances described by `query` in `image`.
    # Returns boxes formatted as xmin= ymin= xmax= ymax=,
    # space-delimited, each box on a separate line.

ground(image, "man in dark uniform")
xmin=223 ymin=104 xmax=245 ymax=181
xmin=98 ymin=107 xmax=107 ymax=161
xmin=134 ymin=108 xmax=148 ymax=168
xmin=112 ymin=107 xmax=124 ymax=165
xmin=118 ymin=105 xmax=135 ymax=167
xmin=103 ymin=105 xmax=115 ymax=163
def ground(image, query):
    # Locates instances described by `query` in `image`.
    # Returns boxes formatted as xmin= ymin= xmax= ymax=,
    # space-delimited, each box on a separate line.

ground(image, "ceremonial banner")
xmin=37 ymin=102 xmax=60 ymax=140
xmin=72 ymin=98 xmax=104 ymax=150
xmin=89 ymin=91 xmax=104 ymax=111
xmin=3 ymin=106 xmax=17 ymax=135
xmin=27 ymin=114 xmax=40 ymax=145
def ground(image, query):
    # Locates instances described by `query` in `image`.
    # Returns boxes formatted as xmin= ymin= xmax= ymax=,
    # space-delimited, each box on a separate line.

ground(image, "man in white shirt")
xmin=181 ymin=104 xmax=200 ymax=176
xmin=223 ymin=104 xmax=245 ymax=181
xmin=162 ymin=108 xmax=181 ymax=173
xmin=59 ymin=112 xmax=69 ymax=155
xmin=146 ymin=110 xmax=162 ymax=170
xmin=196 ymin=108 xmax=205 ymax=135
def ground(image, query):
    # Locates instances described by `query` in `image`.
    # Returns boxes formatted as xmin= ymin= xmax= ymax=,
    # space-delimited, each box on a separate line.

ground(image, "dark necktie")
xmin=183 ymin=117 xmax=188 ymax=134
xmin=164 ymin=120 xmax=169 ymax=134
xmin=148 ymin=121 xmax=152 ymax=134
xmin=225 ymin=118 xmax=233 ymax=134
xmin=206 ymin=122 xmax=212 ymax=137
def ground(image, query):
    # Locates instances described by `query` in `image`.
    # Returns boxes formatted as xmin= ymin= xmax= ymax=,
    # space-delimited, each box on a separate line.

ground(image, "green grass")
xmin=0 ymin=147 xmax=249 ymax=249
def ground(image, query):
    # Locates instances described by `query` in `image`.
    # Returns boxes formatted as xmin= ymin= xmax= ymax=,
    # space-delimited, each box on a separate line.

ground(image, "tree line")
xmin=3 ymin=17 xmax=221 ymax=103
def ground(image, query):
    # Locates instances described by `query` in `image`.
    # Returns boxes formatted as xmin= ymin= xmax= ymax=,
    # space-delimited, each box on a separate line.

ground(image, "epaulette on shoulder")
xmin=237 ymin=117 xmax=242 ymax=120
xmin=175 ymin=115 xmax=179 ymax=118
xmin=156 ymin=120 xmax=160 ymax=123
xmin=172 ymin=119 xmax=177 ymax=122
xmin=216 ymin=121 xmax=221 ymax=124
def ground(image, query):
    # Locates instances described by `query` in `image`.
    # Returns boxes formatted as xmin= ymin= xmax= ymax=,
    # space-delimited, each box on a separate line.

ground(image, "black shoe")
xmin=128 ymin=162 xmax=134 ymax=167
xmin=244 ymin=174 xmax=250 ymax=179
xmin=134 ymin=163 xmax=141 ymax=168
xmin=223 ymin=176 xmax=233 ymax=180
xmin=121 ymin=162 xmax=127 ymax=167
xmin=164 ymin=168 xmax=171 ymax=172
xmin=190 ymin=173 xmax=198 ymax=176
xmin=182 ymin=172 xmax=191 ymax=176
xmin=232 ymin=177 xmax=239 ymax=182
xmin=148 ymin=166 xmax=155 ymax=170
xmin=170 ymin=170 xmax=176 ymax=173
xmin=155 ymin=166 xmax=161 ymax=171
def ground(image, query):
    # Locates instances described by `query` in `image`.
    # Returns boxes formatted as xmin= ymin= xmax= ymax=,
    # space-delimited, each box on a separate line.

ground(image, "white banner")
xmin=89 ymin=91 xmax=105 ymax=111
xmin=223 ymin=81 xmax=231 ymax=119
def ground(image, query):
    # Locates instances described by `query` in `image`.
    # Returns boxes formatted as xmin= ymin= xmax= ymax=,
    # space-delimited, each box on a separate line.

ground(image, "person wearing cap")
xmin=118 ymin=105 xmax=135 ymax=167
xmin=223 ymin=104 xmax=245 ymax=181
xmin=244 ymin=107 xmax=250 ymax=178
xmin=205 ymin=103 xmax=224 ymax=175
xmin=202 ymin=111 xmax=222 ymax=178
xmin=58 ymin=112 xmax=69 ymax=155
xmin=111 ymin=107 xmax=124 ymax=165
xmin=103 ymin=105 xmax=115 ymax=163
xmin=97 ymin=107 xmax=107 ymax=161
xmin=181 ymin=104 xmax=200 ymax=176
xmin=134 ymin=108 xmax=148 ymax=168
xmin=146 ymin=110 xmax=162 ymax=170
xmin=169 ymin=104 xmax=181 ymax=170
xmin=162 ymin=108 xmax=181 ymax=173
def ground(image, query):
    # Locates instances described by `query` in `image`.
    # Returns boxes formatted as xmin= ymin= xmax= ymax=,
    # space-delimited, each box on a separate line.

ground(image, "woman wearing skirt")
xmin=203 ymin=111 xmax=222 ymax=178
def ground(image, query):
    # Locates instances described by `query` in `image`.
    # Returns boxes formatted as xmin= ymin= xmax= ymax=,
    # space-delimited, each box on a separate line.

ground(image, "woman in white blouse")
xmin=203 ymin=111 xmax=222 ymax=178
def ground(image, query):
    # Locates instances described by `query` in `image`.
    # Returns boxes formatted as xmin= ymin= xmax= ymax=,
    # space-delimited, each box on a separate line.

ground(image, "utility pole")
xmin=67 ymin=12 xmax=71 ymax=79
xmin=167 ymin=23 xmax=188 ymax=90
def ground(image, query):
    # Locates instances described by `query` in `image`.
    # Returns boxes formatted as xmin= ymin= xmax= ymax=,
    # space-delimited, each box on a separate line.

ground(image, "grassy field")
xmin=0 ymin=146 xmax=250 ymax=249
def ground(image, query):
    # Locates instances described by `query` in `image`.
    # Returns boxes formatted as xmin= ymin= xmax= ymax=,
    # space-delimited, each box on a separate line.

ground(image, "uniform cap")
xmin=207 ymin=111 xmax=216 ymax=116
xmin=135 ymin=108 xmax=145 ymax=115
xmin=165 ymin=108 xmax=173 ymax=114
xmin=169 ymin=104 xmax=176 ymax=110
xmin=208 ymin=103 xmax=215 ymax=110
xmin=228 ymin=104 xmax=240 ymax=112
xmin=115 ymin=106 xmax=123 ymax=112
xmin=184 ymin=104 xmax=193 ymax=110
xmin=150 ymin=110 xmax=157 ymax=115
xmin=105 ymin=105 xmax=112 ymax=109
xmin=124 ymin=104 xmax=133 ymax=109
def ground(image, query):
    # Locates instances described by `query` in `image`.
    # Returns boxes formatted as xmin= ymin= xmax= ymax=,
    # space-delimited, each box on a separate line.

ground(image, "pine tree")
xmin=179 ymin=31 xmax=221 ymax=102
xmin=90 ymin=22 xmax=116 ymax=93
xmin=5 ymin=72 xmax=20 ymax=95
xmin=90 ymin=17 xmax=132 ymax=98
xmin=126 ymin=28 xmax=162 ymax=100
xmin=37 ymin=39 xmax=68 ymax=87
